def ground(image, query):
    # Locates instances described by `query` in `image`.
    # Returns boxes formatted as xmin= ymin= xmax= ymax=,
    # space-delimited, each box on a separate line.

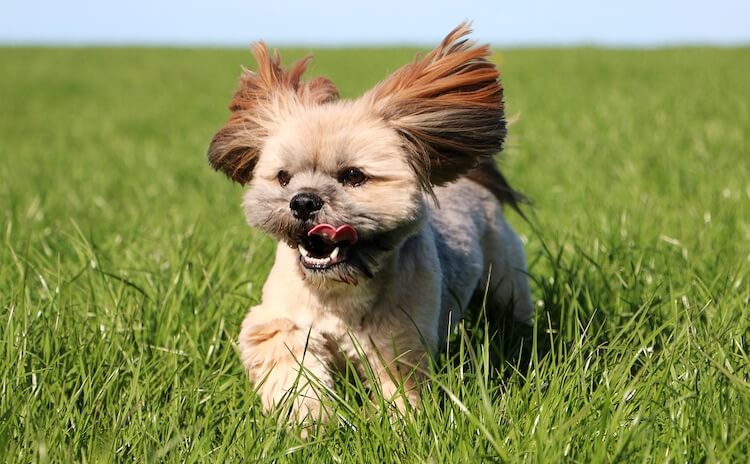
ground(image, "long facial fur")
xmin=207 ymin=22 xmax=508 ymax=287
xmin=242 ymin=103 xmax=425 ymax=285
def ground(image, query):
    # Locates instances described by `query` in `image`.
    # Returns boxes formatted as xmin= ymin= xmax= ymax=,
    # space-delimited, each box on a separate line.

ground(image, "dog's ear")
xmin=366 ymin=22 xmax=505 ymax=193
xmin=208 ymin=43 xmax=339 ymax=184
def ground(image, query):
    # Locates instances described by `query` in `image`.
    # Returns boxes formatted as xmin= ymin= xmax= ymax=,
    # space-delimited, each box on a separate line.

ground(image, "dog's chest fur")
xmin=257 ymin=178 xmax=521 ymax=351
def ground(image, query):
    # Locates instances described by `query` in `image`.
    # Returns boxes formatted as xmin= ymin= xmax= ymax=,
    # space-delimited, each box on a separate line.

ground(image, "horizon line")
xmin=2 ymin=38 xmax=749 ymax=50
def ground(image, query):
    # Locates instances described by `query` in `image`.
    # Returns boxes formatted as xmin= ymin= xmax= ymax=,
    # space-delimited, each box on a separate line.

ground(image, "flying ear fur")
xmin=207 ymin=43 xmax=338 ymax=184
xmin=366 ymin=22 xmax=506 ymax=194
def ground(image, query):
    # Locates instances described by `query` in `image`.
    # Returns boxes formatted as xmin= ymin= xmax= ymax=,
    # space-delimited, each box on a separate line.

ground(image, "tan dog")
xmin=207 ymin=23 xmax=533 ymax=420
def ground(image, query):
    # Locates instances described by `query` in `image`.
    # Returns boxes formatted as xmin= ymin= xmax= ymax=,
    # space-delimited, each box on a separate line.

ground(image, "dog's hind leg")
xmin=481 ymin=212 xmax=534 ymax=328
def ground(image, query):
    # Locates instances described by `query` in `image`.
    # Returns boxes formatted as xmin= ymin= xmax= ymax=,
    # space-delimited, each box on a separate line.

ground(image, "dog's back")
xmin=430 ymin=165 xmax=533 ymax=344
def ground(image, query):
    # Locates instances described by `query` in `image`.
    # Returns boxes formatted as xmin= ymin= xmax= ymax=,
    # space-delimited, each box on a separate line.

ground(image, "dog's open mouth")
xmin=297 ymin=224 xmax=358 ymax=270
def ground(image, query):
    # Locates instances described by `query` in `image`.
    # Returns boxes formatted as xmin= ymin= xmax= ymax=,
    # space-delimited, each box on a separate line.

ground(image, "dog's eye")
xmin=337 ymin=167 xmax=368 ymax=187
xmin=277 ymin=170 xmax=291 ymax=187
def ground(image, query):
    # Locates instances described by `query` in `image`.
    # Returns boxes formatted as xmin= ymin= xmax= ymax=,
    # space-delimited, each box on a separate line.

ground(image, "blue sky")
xmin=2 ymin=0 xmax=748 ymax=47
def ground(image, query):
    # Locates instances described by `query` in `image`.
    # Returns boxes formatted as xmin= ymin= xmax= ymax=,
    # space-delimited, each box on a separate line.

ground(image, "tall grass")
xmin=1 ymin=46 xmax=748 ymax=462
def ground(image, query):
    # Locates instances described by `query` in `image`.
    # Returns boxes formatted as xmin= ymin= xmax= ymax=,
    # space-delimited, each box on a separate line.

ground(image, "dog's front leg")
xmin=238 ymin=310 xmax=333 ymax=421
xmin=363 ymin=335 xmax=431 ymax=413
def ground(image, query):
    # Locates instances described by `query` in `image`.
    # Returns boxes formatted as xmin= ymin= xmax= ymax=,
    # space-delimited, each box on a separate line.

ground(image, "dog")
xmin=207 ymin=22 xmax=533 ymax=420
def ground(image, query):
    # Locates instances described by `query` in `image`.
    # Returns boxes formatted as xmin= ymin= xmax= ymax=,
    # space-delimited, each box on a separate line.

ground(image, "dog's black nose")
xmin=290 ymin=192 xmax=323 ymax=220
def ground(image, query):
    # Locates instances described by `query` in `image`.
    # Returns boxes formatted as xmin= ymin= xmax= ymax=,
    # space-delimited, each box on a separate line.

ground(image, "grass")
xmin=1 ymin=45 xmax=749 ymax=462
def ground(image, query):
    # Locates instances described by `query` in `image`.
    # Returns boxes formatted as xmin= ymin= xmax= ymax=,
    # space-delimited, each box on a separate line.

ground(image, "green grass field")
xmin=1 ymin=46 xmax=749 ymax=462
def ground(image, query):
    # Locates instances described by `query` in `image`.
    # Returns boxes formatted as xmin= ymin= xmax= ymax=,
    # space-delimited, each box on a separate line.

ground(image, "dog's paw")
xmin=238 ymin=312 xmax=335 ymax=423
xmin=380 ymin=381 xmax=420 ymax=414
xmin=242 ymin=318 xmax=298 ymax=345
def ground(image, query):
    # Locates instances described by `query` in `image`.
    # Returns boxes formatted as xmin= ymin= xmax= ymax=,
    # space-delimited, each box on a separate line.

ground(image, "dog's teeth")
xmin=299 ymin=245 xmax=341 ymax=268
xmin=301 ymin=254 xmax=333 ymax=266
xmin=298 ymin=244 xmax=309 ymax=257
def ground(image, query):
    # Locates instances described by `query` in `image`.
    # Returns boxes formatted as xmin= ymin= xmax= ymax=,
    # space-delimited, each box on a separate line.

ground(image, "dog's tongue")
xmin=308 ymin=224 xmax=358 ymax=245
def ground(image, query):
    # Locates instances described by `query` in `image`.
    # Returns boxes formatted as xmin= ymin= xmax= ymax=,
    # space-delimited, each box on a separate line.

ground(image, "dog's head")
xmin=207 ymin=23 xmax=506 ymax=286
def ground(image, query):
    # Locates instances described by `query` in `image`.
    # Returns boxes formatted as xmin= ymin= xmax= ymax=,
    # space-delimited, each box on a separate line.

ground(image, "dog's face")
xmin=208 ymin=23 xmax=506 ymax=286
xmin=243 ymin=103 xmax=425 ymax=284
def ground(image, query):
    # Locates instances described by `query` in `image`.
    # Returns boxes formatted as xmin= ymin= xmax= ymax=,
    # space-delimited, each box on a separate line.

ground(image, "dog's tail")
xmin=466 ymin=159 xmax=528 ymax=218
